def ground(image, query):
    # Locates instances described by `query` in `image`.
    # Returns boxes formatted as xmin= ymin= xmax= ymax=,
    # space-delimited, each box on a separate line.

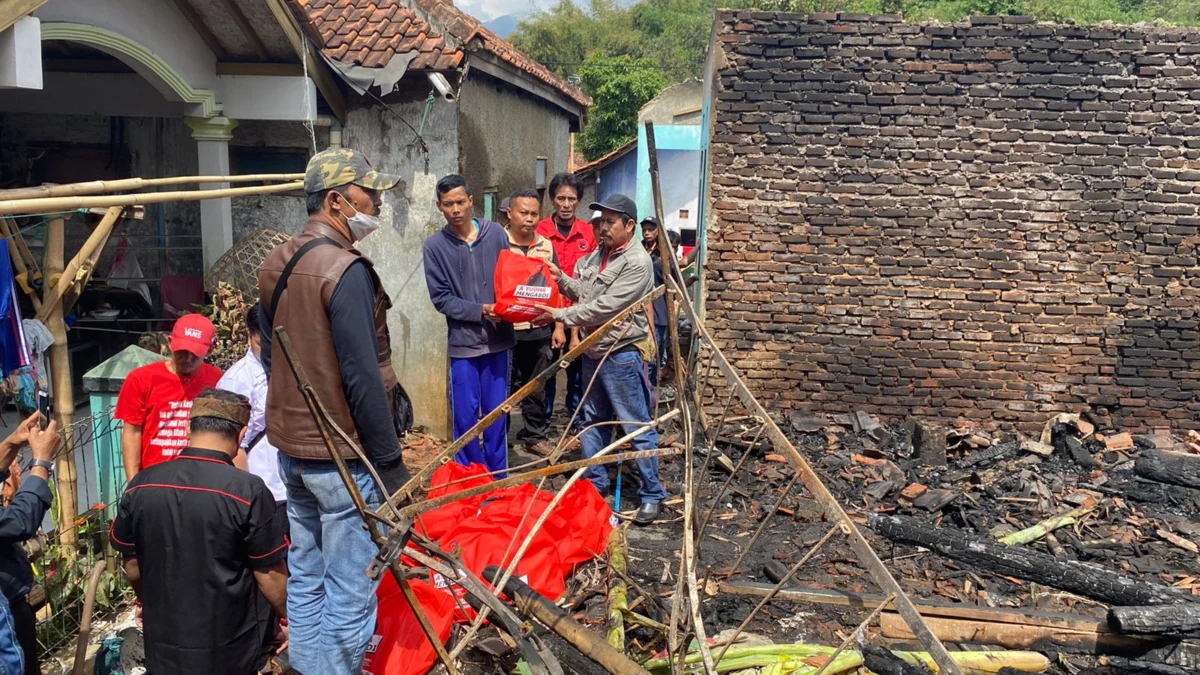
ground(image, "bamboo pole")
xmin=0 ymin=173 xmax=304 ymax=201
xmin=43 ymin=218 xmax=77 ymax=547
xmin=0 ymin=181 xmax=304 ymax=216
xmin=607 ymin=526 xmax=629 ymax=652
xmin=35 ymin=207 xmax=124 ymax=323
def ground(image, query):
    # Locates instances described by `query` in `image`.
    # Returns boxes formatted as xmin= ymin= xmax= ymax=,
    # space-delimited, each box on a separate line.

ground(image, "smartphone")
xmin=36 ymin=390 xmax=49 ymax=430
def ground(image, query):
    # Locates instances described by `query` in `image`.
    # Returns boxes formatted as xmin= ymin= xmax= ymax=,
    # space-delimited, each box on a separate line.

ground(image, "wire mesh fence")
xmin=23 ymin=406 xmax=134 ymax=658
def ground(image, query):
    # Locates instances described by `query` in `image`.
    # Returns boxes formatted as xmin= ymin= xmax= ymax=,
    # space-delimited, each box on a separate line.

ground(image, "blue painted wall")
xmin=597 ymin=149 xmax=638 ymax=206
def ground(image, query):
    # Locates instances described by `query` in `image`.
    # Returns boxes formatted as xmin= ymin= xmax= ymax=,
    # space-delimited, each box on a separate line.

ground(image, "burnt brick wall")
xmin=705 ymin=11 xmax=1200 ymax=433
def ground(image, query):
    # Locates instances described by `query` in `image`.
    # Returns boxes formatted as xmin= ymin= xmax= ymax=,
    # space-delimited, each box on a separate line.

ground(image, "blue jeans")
xmin=545 ymin=352 xmax=583 ymax=419
xmin=450 ymin=350 xmax=510 ymax=477
xmin=279 ymin=454 xmax=383 ymax=675
xmin=579 ymin=352 xmax=668 ymax=505
xmin=649 ymin=325 xmax=668 ymax=389
xmin=0 ymin=597 xmax=22 ymax=675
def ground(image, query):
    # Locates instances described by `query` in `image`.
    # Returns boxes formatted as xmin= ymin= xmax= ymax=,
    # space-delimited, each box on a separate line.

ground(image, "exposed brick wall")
xmin=705 ymin=11 xmax=1200 ymax=433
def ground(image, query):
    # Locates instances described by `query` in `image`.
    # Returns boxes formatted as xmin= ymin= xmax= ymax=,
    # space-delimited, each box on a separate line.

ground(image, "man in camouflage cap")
xmin=257 ymin=147 xmax=411 ymax=673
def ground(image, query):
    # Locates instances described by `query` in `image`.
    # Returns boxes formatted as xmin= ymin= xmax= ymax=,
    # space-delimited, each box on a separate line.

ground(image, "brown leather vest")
xmin=258 ymin=219 xmax=398 ymax=460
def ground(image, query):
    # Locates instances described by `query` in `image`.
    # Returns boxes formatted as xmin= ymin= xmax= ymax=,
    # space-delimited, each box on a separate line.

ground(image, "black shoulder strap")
xmin=265 ymin=236 xmax=342 ymax=322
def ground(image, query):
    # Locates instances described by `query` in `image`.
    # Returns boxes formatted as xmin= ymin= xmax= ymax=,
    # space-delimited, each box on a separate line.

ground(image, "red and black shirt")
xmin=110 ymin=447 xmax=287 ymax=675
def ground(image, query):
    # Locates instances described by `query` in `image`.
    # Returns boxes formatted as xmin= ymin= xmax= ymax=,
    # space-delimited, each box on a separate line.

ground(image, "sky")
xmin=457 ymin=0 xmax=554 ymax=22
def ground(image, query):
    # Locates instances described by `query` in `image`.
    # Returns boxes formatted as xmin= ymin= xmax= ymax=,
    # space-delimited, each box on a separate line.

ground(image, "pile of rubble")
xmin=575 ymin=408 xmax=1199 ymax=674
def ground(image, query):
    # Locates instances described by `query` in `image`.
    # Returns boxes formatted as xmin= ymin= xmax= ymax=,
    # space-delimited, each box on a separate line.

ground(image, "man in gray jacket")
xmin=537 ymin=194 xmax=667 ymax=525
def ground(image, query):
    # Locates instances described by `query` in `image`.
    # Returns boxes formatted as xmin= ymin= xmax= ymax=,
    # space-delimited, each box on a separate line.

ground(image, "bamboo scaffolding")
xmin=0 ymin=181 xmax=305 ymax=216
xmin=43 ymin=217 xmax=77 ymax=547
xmin=0 ymin=173 xmax=304 ymax=201
xmin=36 ymin=206 xmax=124 ymax=323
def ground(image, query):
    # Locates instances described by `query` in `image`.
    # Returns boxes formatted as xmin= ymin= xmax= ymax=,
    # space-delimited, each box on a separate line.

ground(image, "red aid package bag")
xmin=493 ymin=250 xmax=561 ymax=323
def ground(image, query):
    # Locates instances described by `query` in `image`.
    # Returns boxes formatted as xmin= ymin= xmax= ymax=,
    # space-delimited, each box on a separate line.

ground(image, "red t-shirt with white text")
xmin=114 ymin=361 xmax=224 ymax=469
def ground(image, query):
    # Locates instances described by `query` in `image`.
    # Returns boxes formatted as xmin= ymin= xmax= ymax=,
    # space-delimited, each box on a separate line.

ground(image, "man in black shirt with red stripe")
xmin=111 ymin=388 xmax=289 ymax=675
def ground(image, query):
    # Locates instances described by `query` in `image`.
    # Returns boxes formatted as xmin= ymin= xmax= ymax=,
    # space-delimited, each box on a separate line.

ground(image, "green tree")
xmin=577 ymin=55 xmax=668 ymax=160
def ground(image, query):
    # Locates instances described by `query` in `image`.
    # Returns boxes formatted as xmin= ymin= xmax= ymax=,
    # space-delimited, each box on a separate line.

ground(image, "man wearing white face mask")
xmin=257 ymin=148 xmax=411 ymax=674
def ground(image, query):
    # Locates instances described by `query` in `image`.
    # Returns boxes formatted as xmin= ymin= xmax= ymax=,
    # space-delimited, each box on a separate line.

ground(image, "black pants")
xmin=11 ymin=597 xmax=37 ymax=675
xmin=512 ymin=337 xmax=553 ymax=444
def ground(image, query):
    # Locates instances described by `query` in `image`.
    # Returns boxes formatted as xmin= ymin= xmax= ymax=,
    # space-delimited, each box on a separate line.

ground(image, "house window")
xmin=483 ymin=190 xmax=498 ymax=221
xmin=535 ymin=157 xmax=548 ymax=187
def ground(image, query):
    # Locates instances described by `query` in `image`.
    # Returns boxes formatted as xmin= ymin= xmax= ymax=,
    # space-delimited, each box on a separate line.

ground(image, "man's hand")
xmin=551 ymin=324 xmax=567 ymax=349
xmin=29 ymin=420 xmax=60 ymax=464
xmin=276 ymin=622 xmax=289 ymax=655
xmin=529 ymin=304 xmax=559 ymax=327
xmin=569 ymin=330 xmax=581 ymax=352
xmin=545 ymin=262 xmax=562 ymax=281
xmin=5 ymin=412 xmax=40 ymax=451
xmin=0 ymin=412 xmax=42 ymax=468
xmin=482 ymin=303 xmax=501 ymax=321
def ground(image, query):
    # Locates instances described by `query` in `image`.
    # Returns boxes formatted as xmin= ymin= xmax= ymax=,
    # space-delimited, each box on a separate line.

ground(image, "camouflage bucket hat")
xmin=304 ymin=148 xmax=401 ymax=193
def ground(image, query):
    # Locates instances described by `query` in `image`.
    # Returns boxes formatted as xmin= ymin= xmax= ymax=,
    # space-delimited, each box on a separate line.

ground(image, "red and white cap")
xmin=170 ymin=313 xmax=215 ymax=358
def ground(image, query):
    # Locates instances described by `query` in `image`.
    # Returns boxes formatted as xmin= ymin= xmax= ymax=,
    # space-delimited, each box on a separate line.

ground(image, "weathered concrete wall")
xmin=457 ymin=71 xmax=572 ymax=209
xmin=0 ymin=113 xmax=200 ymax=286
xmin=639 ymin=78 xmax=705 ymax=126
xmin=230 ymin=120 xmax=327 ymax=241
xmin=344 ymin=99 xmax=459 ymax=436
xmin=706 ymin=12 xmax=1200 ymax=433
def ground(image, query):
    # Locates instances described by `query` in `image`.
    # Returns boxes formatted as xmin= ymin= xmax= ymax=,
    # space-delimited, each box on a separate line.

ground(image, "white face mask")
xmin=340 ymin=198 xmax=382 ymax=241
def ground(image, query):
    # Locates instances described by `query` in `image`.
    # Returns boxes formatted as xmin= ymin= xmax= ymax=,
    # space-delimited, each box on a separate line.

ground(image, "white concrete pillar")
xmin=185 ymin=116 xmax=238 ymax=270
xmin=0 ymin=16 xmax=43 ymax=90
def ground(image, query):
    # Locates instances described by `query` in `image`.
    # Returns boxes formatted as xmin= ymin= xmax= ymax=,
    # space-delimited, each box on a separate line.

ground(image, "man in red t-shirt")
xmin=116 ymin=314 xmax=223 ymax=481
xmin=535 ymin=172 xmax=597 ymax=418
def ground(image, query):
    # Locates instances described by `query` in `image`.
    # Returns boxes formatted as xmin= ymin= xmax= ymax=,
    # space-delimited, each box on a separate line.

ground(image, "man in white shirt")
xmin=218 ymin=303 xmax=287 ymax=528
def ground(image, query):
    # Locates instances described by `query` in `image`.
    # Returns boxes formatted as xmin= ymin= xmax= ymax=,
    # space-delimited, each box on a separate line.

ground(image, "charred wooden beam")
xmin=1134 ymin=449 xmax=1200 ymax=490
xmin=869 ymin=515 xmax=1198 ymax=607
xmin=1109 ymin=604 xmax=1200 ymax=637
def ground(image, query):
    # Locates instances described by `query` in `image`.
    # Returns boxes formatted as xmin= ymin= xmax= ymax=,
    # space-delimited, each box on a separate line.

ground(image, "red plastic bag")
xmin=362 ymin=575 xmax=456 ymax=675
xmin=493 ymin=249 xmax=561 ymax=323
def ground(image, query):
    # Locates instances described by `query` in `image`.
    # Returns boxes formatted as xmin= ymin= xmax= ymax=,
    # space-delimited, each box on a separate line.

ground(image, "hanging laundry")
xmin=0 ymin=251 xmax=30 ymax=376
xmin=110 ymin=237 xmax=152 ymax=307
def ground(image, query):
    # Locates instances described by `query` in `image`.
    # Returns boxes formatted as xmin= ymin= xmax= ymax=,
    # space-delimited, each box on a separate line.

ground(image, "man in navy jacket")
xmin=423 ymin=175 xmax=515 ymax=475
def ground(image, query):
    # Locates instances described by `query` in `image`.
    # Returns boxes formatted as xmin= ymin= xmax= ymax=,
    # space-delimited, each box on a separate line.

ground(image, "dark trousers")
xmin=11 ymin=598 xmax=36 ymax=675
xmin=512 ymin=337 xmax=553 ymax=444
xmin=544 ymin=351 xmax=583 ymax=418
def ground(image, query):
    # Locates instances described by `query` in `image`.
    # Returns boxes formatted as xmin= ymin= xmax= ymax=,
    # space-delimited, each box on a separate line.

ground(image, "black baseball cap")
xmin=641 ymin=216 xmax=660 ymax=228
xmin=588 ymin=194 xmax=637 ymax=224
xmin=498 ymin=197 xmax=510 ymax=214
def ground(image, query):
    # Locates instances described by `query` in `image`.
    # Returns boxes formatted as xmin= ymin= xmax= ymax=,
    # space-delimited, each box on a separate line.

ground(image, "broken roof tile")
xmin=289 ymin=0 xmax=590 ymax=107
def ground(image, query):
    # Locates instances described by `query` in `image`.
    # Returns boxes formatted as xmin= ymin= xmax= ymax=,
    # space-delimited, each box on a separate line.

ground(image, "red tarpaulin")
xmin=363 ymin=463 xmax=614 ymax=675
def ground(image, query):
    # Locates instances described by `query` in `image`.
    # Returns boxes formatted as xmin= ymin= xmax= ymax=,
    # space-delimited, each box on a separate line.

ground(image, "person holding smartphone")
xmin=0 ymin=412 xmax=62 ymax=675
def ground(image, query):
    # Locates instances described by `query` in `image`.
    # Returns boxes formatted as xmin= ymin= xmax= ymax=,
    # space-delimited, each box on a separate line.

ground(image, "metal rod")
xmin=687 ymin=321 xmax=964 ymax=675
xmin=812 ymin=593 xmax=897 ymax=675
xmin=647 ymin=119 xmax=715 ymax=675
xmin=398 ymin=447 xmax=681 ymax=520
xmin=388 ymin=287 xmax=663 ymax=509
xmin=725 ymin=472 xmax=801 ymax=578
xmin=697 ymin=422 xmax=768 ymax=540
xmin=272 ymin=328 xmax=463 ymax=675
xmin=713 ymin=523 xmax=842 ymax=667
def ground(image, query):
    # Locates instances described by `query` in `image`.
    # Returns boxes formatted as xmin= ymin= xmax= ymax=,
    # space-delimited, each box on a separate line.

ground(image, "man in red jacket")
xmin=535 ymin=172 xmax=595 ymax=420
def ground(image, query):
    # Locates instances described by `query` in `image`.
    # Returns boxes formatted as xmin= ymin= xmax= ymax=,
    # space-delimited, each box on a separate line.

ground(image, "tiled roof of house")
xmin=293 ymin=0 xmax=591 ymax=108
xmin=575 ymin=137 xmax=638 ymax=175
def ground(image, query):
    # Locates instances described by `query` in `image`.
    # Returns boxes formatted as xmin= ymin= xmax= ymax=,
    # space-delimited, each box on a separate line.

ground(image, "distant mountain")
xmin=484 ymin=13 xmax=522 ymax=38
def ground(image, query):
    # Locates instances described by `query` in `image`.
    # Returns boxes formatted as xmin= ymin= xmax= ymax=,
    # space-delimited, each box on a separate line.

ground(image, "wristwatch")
xmin=31 ymin=459 xmax=54 ymax=475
